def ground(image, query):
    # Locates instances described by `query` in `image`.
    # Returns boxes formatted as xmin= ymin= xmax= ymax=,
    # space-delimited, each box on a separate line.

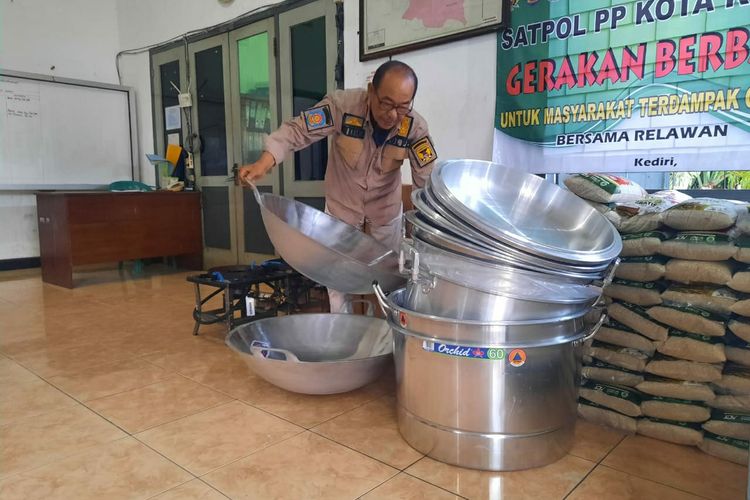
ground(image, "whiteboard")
xmin=0 ymin=71 xmax=137 ymax=190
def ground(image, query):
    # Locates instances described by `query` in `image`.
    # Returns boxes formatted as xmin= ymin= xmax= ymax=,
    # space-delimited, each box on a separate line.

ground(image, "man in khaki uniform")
xmin=239 ymin=60 xmax=437 ymax=313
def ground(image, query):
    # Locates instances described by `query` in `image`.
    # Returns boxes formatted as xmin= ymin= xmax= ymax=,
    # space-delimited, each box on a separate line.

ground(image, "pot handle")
xmin=601 ymin=257 xmax=620 ymax=287
xmin=577 ymin=309 xmax=608 ymax=344
xmin=372 ymin=281 xmax=393 ymax=316
xmin=247 ymin=181 xmax=263 ymax=205
xmin=341 ymin=299 xmax=375 ymax=316
xmin=398 ymin=240 xmax=420 ymax=282
xmin=249 ymin=340 xmax=300 ymax=363
xmin=586 ymin=257 xmax=620 ymax=299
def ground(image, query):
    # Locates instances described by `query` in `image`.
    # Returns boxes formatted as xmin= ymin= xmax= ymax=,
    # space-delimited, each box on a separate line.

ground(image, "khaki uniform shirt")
xmin=264 ymin=89 xmax=437 ymax=226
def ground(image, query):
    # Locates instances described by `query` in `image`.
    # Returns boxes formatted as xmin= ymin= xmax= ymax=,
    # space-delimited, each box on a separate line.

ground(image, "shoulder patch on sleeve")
xmin=411 ymin=136 xmax=437 ymax=168
xmin=303 ymin=104 xmax=334 ymax=132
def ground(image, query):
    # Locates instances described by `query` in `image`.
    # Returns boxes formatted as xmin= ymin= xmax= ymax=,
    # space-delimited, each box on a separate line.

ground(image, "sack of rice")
xmin=584 ymin=200 xmax=613 ymax=215
xmin=607 ymin=302 xmax=669 ymax=341
xmin=596 ymin=320 xmax=658 ymax=355
xmin=637 ymin=417 xmax=704 ymax=446
xmin=579 ymin=379 xmax=642 ymax=417
xmin=699 ymin=431 xmax=749 ymax=465
xmin=702 ymin=410 xmax=750 ymax=441
xmin=647 ymin=303 xmax=727 ymax=337
xmin=587 ymin=341 xmax=651 ymax=372
xmin=735 ymin=235 xmax=750 ymax=263
xmin=582 ymin=359 xmax=645 ymax=387
xmin=646 ymin=354 xmax=724 ymax=382
xmin=729 ymin=267 xmax=750 ymax=297
xmin=713 ymin=364 xmax=750 ymax=396
xmin=614 ymin=256 xmax=668 ymax=282
xmin=724 ymin=332 xmax=750 ymax=367
xmin=564 ymin=174 xmax=646 ymax=203
xmin=656 ymin=329 xmax=726 ymax=364
xmin=708 ymin=394 xmax=750 ymax=413
xmin=621 ymin=231 xmax=671 ymax=257
xmin=728 ymin=317 xmax=750 ymax=343
xmin=660 ymin=232 xmax=738 ymax=262
xmin=604 ymin=279 xmax=664 ymax=306
xmin=737 ymin=209 xmax=750 ymax=234
xmin=641 ymin=394 xmax=711 ymax=422
xmin=577 ymin=399 xmax=637 ymax=434
xmin=661 ymin=285 xmax=739 ymax=316
xmin=730 ymin=298 xmax=750 ymax=317
xmin=664 ymin=259 xmax=734 ymax=286
xmin=614 ymin=191 xmax=693 ymax=234
xmin=662 ymin=198 xmax=740 ymax=231
xmin=636 ymin=375 xmax=715 ymax=402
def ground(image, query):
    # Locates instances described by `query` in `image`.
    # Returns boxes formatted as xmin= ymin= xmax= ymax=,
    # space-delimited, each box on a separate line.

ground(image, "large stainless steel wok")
xmin=226 ymin=303 xmax=392 ymax=395
xmin=250 ymin=184 xmax=405 ymax=293
xmin=429 ymin=160 xmax=622 ymax=266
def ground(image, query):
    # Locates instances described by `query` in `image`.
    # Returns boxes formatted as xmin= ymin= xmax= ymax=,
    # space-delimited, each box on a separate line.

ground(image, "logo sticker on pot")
xmin=421 ymin=341 xmax=505 ymax=360
xmin=508 ymin=349 xmax=527 ymax=367
xmin=399 ymin=312 xmax=408 ymax=328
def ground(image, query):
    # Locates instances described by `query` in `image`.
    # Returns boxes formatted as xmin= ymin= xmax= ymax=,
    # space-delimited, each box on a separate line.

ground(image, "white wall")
xmin=0 ymin=0 xmax=121 ymax=260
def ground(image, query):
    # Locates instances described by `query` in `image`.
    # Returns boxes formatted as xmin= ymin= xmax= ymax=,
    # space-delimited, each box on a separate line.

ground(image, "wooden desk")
xmin=36 ymin=191 xmax=203 ymax=288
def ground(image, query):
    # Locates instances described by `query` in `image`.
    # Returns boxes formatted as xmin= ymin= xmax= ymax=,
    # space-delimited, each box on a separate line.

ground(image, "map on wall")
xmin=360 ymin=0 xmax=508 ymax=61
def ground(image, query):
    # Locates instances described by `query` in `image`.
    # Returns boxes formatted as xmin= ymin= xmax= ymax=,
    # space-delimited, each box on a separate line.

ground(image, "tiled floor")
xmin=0 ymin=265 xmax=747 ymax=499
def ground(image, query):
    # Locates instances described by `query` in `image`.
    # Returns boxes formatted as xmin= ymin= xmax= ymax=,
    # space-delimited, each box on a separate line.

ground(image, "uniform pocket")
xmin=381 ymin=145 xmax=407 ymax=173
xmin=335 ymin=135 xmax=364 ymax=169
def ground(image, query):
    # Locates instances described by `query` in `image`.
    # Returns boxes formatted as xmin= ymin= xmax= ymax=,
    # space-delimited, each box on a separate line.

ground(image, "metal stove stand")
xmin=187 ymin=260 xmax=322 ymax=335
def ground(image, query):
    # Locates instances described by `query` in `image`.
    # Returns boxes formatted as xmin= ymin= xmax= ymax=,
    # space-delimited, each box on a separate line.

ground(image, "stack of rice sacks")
xmin=565 ymin=173 xmax=750 ymax=466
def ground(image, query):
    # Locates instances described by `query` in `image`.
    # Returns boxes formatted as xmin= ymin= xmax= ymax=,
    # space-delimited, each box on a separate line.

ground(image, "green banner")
xmin=494 ymin=0 xmax=750 ymax=173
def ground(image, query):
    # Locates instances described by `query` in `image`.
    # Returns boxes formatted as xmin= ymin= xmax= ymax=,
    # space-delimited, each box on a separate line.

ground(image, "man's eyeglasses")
xmin=373 ymin=91 xmax=413 ymax=114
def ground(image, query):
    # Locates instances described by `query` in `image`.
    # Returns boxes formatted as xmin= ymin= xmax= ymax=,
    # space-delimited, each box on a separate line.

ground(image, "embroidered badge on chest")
xmin=397 ymin=116 xmax=413 ymax=137
xmin=303 ymin=104 xmax=334 ymax=132
xmin=386 ymin=115 xmax=413 ymax=148
xmin=341 ymin=113 xmax=365 ymax=139
xmin=411 ymin=136 xmax=437 ymax=168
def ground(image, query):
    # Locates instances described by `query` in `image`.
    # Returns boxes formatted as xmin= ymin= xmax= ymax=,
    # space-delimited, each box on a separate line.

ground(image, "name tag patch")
xmin=411 ymin=136 xmax=437 ymax=168
xmin=303 ymin=104 xmax=334 ymax=132
xmin=341 ymin=113 xmax=365 ymax=139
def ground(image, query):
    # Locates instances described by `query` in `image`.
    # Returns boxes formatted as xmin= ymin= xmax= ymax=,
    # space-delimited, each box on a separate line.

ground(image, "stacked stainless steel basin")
xmin=377 ymin=159 xmax=621 ymax=471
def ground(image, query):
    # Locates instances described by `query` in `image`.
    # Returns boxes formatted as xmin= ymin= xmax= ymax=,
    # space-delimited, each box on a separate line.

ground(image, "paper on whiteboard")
xmin=164 ymin=105 xmax=180 ymax=131
xmin=167 ymin=133 xmax=180 ymax=145
xmin=0 ymin=78 xmax=43 ymax=183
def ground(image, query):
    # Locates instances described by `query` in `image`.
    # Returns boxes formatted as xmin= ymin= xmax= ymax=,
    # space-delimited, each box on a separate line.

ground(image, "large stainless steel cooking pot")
xmin=250 ymin=184 xmax=405 ymax=293
xmin=373 ymin=284 xmax=604 ymax=346
xmin=374 ymin=284 xmax=604 ymax=471
xmin=226 ymin=302 xmax=392 ymax=395
xmin=401 ymin=237 xmax=606 ymax=305
xmin=429 ymin=160 xmax=622 ymax=266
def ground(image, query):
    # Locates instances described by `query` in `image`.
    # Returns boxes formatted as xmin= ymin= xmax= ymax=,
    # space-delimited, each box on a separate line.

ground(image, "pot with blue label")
xmin=374 ymin=283 xmax=605 ymax=471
